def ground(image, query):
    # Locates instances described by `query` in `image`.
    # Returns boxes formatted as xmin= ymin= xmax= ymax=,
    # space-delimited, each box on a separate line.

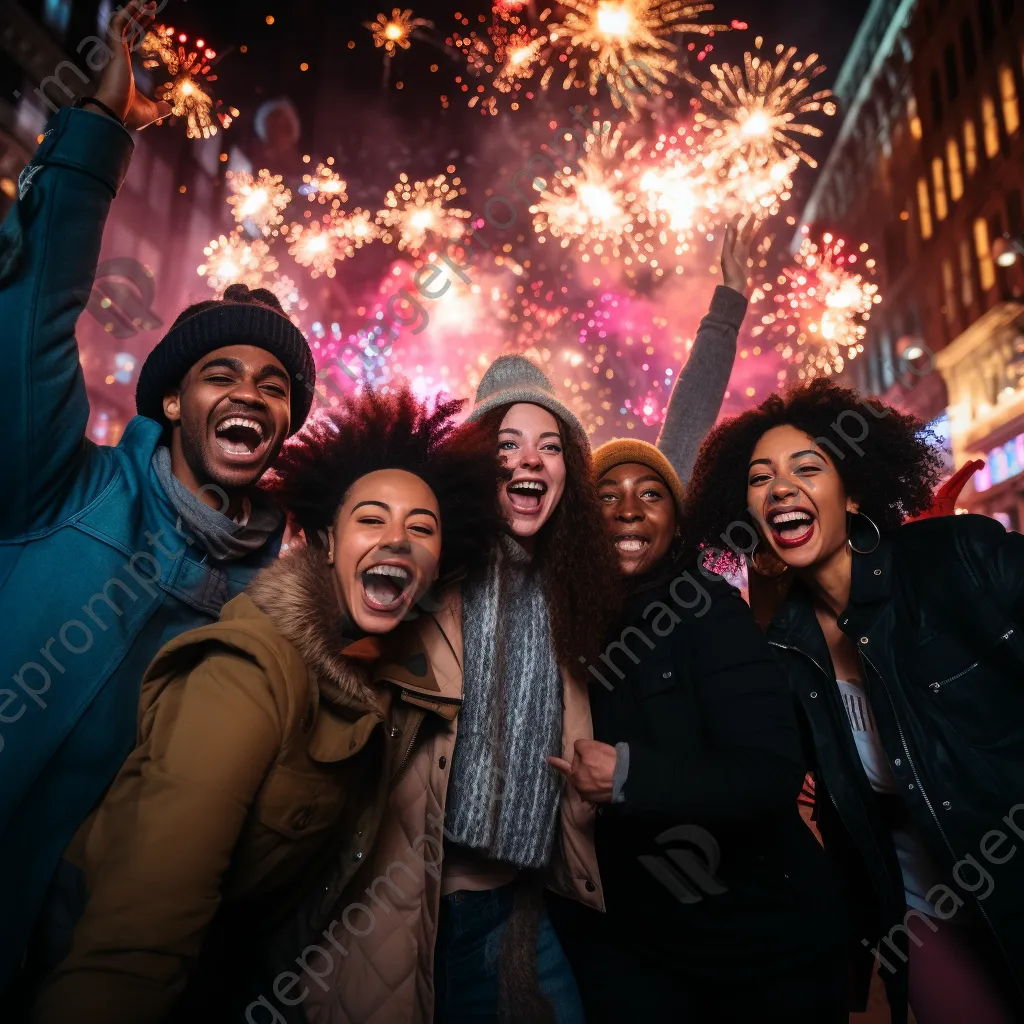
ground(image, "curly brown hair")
xmin=475 ymin=407 xmax=622 ymax=666
xmin=682 ymin=378 xmax=947 ymax=571
xmin=261 ymin=388 xmax=504 ymax=583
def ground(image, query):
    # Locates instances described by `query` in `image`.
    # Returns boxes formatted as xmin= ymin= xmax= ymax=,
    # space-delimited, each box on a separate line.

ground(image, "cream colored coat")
xmin=299 ymin=587 xmax=604 ymax=1024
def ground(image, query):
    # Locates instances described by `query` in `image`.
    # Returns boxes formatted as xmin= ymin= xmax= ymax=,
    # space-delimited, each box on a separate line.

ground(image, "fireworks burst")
xmin=754 ymin=232 xmax=881 ymax=379
xmin=544 ymin=1 xmax=728 ymax=114
xmin=689 ymin=38 xmax=836 ymax=170
xmin=450 ymin=4 xmax=547 ymax=116
xmin=376 ymin=173 xmax=471 ymax=254
xmin=532 ymin=122 xmax=651 ymax=263
xmin=197 ymin=229 xmax=278 ymax=295
xmin=366 ymin=8 xmax=431 ymax=55
xmin=140 ymin=25 xmax=235 ymax=139
xmin=338 ymin=208 xmax=381 ymax=251
xmin=299 ymin=162 xmax=349 ymax=205
xmin=226 ymin=169 xmax=292 ymax=235
xmin=285 ymin=221 xmax=351 ymax=279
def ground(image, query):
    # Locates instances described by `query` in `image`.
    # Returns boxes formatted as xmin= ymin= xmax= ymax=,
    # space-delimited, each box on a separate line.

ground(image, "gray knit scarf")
xmin=445 ymin=535 xmax=564 ymax=869
xmin=152 ymin=446 xmax=282 ymax=562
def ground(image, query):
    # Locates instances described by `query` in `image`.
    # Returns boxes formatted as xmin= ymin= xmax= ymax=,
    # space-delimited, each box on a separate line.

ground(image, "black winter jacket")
xmin=582 ymin=555 xmax=846 ymax=980
xmin=767 ymin=514 xmax=1024 ymax=1022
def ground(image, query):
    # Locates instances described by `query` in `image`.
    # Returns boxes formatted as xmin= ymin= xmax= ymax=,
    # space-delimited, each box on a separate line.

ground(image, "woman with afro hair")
xmin=33 ymin=388 xmax=506 ymax=1024
xmin=683 ymin=378 xmax=1024 ymax=1024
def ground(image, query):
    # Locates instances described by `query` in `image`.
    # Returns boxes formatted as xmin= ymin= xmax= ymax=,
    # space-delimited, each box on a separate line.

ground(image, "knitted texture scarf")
xmin=445 ymin=535 xmax=564 ymax=869
xmin=152 ymin=446 xmax=282 ymax=562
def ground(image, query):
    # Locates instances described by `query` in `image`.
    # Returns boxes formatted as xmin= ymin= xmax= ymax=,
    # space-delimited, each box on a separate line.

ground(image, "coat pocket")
xmin=256 ymin=764 xmax=349 ymax=841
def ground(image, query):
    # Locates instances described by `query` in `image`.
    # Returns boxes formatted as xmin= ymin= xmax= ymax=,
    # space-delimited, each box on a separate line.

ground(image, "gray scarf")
xmin=151 ymin=446 xmax=282 ymax=562
xmin=445 ymin=535 xmax=564 ymax=869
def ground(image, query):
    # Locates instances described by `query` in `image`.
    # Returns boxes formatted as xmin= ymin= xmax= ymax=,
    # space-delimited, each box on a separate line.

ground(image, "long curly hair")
xmin=261 ymin=388 xmax=504 ymax=583
xmin=682 ymin=379 xmax=947 ymax=571
xmin=475 ymin=407 xmax=621 ymax=666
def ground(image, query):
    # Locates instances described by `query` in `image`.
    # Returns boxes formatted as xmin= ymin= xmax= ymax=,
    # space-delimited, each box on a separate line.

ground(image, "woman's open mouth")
xmin=614 ymin=534 xmax=649 ymax=555
xmin=214 ymin=416 xmax=269 ymax=459
xmin=360 ymin=563 xmax=414 ymax=612
xmin=506 ymin=479 xmax=548 ymax=515
xmin=768 ymin=508 xmax=816 ymax=548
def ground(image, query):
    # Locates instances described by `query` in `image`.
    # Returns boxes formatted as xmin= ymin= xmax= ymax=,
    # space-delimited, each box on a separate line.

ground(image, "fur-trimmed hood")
xmin=246 ymin=543 xmax=380 ymax=711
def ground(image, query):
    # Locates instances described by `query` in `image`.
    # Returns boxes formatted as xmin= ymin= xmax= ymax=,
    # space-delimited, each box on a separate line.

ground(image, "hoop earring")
xmin=847 ymin=511 xmax=881 ymax=555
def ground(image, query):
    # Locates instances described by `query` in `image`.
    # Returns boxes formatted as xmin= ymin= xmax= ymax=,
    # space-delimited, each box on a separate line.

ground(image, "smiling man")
xmin=0 ymin=3 xmax=314 ymax=991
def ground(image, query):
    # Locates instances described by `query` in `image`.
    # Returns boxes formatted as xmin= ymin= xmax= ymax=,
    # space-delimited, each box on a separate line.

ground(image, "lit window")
xmin=999 ymin=65 xmax=1020 ymax=135
xmin=964 ymin=119 xmax=978 ymax=174
xmin=975 ymin=217 xmax=996 ymax=290
xmin=908 ymin=94 xmax=923 ymax=140
xmin=918 ymin=178 xmax=933 ymax=239
xmin=942 ymin=259 xmax=957 ymax=324
xmin=982 ymin=95 xmax=1000 ymax=157
xmin=947 ymin=138 xmax=964 ymax=200
xmin=960 ymin=238 xmax=975 ymax=307
xmin=932 ymin=157 xmax=948 ymax=220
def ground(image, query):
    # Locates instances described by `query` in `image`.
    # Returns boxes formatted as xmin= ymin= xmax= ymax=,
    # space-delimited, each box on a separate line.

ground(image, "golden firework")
xmin=285 ymin=221 xmax=351 ymax=279
xmin=366 ymin=9 xmax=430 ymax=55
xmin=689 ymin=38 xmax=834 ymax=169
xmin=544 ymin=1 xmax=727 ymax=114
xmin=301 ymin=162 xmax=349 ymax=205
xmin=339 ymin=208 xmax=381 ymax=250
xmin=375 ymin=173 xmax=471 ymax=254
xmin=197 ymin=229 xmax=278 ymax=295
xmin=226 ymin=169 xmax=292 ymax=235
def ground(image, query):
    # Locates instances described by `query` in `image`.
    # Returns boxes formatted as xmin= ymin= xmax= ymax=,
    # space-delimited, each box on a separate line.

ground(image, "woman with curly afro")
xmin=33 ymin=388 xmax=505 ymax=1024
xmin=683 ymin=379 xmax=1024 ymax=1024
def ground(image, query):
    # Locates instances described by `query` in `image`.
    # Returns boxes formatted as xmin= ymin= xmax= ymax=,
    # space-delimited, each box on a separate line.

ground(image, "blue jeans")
xmin=433 ymin=883 xmax=585 ymax=1024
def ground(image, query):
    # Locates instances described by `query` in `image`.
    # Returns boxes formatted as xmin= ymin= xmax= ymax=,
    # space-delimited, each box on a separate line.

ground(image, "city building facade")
xmin=798 ymin=0 xmax=1024 ymax=527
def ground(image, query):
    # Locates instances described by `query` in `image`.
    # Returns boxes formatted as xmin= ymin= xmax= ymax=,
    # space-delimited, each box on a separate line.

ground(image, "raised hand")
xmin=720 ymin=214 xmax=758 ymax=298
xmin=94 ymin=0 xmax=171 ymax=130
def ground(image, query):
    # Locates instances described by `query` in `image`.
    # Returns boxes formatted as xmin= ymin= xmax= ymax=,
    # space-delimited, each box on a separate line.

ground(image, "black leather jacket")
xmin=766 ymin=515 xmax=1024 ymax=1022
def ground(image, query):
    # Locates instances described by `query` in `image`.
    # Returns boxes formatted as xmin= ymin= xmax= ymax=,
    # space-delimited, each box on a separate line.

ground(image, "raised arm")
xmin=656 ymin=218 xmax=754 ymax=485
xmin=0 ymin=1 xmax=166 ymax=538
xmin=34 ymin=647 xmax=283 ymax=1024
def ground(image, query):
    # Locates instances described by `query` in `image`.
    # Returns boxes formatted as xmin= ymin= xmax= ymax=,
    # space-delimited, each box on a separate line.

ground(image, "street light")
xmin=993 ymin=233 xmax=1024 ymax=268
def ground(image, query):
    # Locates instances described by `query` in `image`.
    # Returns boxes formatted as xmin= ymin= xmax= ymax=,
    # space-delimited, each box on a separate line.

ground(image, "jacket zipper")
xmin=861 ymin=648 xmax=1008 ymax=964
xmin=390 ymin=713 xmax=424 ymax=790
xmin=928 ymin=628 xmax=1014 ymax=691
xmin=929 ymin=661 xmax=978 ymax=692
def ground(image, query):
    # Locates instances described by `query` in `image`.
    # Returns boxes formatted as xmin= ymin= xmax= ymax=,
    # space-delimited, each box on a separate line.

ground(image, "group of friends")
xmin=1 ymin=6 xmax=1023 ymax=1023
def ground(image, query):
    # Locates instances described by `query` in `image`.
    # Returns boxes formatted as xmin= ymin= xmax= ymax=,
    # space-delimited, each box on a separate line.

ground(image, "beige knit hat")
xmin=466 ymin=354 xmax=590 ymax=455
xmin=592 ymin=438 xmax=686 ymax=515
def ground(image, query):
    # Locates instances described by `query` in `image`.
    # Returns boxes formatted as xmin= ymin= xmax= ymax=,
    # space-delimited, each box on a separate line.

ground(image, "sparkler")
xmin=754 ymin=232 xmax=881 ymax=379
xmin=366 ymin=8 xmax=431 ymax=55
xmin=544 ymin=1 xmax=728 ymax=114
xmin=197 ymin=229 xmax=278 ymax=295
xmin=338 ymin=208 xmax=381 ymax=251
xmin=140 ymin=25 xmax=234 ymax=139
xmin=376 ymin=173 xmax=471 ymax=255
xmin=226 ymin=169 xmax=292 ymax=235
xmin=688 ymin=38 xmax=836 ymax=170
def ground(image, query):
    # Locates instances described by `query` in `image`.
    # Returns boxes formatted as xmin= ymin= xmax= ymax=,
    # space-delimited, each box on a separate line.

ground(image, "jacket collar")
xmin=767 ymin=533 xmax=894 ymax=651
xmin=247 ymin=544 xmax=382 ymax=711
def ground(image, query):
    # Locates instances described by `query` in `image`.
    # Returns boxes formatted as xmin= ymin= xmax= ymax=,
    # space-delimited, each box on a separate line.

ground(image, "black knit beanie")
xmin=135 ymin=284 xmax=316 ymax=435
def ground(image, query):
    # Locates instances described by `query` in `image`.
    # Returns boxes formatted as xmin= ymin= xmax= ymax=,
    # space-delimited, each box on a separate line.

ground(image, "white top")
xmin=836 ymin=679 xmax=943 ymax=915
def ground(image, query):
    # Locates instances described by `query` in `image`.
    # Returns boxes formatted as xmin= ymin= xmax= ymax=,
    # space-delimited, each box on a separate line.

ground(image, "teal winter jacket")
xmin=0 ymin=109 xmax=282 ymax=984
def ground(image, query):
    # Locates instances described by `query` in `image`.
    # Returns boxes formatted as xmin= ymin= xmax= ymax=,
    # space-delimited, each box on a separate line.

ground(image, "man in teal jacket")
xmin=0 ymin=3 xmax=315 ymax=984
